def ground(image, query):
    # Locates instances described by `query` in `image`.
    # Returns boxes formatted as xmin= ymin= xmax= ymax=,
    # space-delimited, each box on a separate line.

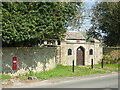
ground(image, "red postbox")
xmin=12 ymin=57 xmax=17 ymax=70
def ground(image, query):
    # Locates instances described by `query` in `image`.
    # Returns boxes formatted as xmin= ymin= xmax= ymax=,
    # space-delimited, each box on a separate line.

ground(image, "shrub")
xmin=102 ymin=55 xmax=111 ymax=64
xmin=100 ymin=50 xmax=119 ymax=64
xmin=110 ymin=50 xmax=119 ymax=63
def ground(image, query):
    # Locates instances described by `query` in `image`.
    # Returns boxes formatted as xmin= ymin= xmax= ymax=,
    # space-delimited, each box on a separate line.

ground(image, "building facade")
xmin=2 ymin=31 xmax=103 ymax=75
xmin=60 ymin=31 xmax=103 ymax=66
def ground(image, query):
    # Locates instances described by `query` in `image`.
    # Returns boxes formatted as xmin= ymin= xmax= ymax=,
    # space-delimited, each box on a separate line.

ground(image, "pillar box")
xmin=12 ymin=57 xmax=17 ymax=70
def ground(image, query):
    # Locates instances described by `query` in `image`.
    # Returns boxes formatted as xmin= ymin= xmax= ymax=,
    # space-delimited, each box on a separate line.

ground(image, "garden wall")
xmin=103 ymin=47 xmax=120 ymax=59
xmin=2 ymin=47 xmax=59 ymax=76
xmin=0 ymin=47 xmax=2 ymax=73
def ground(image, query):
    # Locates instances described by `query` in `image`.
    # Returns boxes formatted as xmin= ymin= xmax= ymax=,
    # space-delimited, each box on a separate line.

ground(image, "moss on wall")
xmin=2 ymin=47 xmax=58 ymax=75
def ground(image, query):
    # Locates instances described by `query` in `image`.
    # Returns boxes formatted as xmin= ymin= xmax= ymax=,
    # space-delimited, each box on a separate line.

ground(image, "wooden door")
xmin=76 ymin=47 xmax=84 ymax=65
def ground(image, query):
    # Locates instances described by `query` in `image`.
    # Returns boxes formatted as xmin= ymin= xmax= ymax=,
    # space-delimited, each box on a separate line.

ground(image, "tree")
xmin=2 ymin=2 xmax=82 ymax=47
xmin=87 ymin=2 xmax=120 ymax=46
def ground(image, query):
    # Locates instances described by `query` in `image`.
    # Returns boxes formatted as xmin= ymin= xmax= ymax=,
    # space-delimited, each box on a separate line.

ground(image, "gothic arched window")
xmin=89 ymin=49 xmax=93 ymax=55
xmin=68 ymin=49 xmax=72 ymax=55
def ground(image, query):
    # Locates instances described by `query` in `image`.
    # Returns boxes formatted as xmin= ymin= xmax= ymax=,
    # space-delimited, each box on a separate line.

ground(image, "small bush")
xmin=100 ymin=54 xmax=119 ymax=64
xmin=102 ymin=55 xmax=111 ymax=64
xmin=110 ymin=50 xmax=119 ymax=64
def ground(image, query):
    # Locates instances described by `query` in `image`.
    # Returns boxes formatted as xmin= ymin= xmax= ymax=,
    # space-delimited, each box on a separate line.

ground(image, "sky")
xmin=80 ymin=1 xmax=96 ymax=31
xmin=67 ymin=1 xmax=96 ymax=32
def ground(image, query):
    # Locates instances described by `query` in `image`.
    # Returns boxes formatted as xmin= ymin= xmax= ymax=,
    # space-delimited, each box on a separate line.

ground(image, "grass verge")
xmin=16 ymin=65 xmax=109 ymax=80
xmin=86 ymin=64 xmax=119 ymax=72
xmin=2 ymin=64 xmax=119 ymax=81
xmin=0 ymin=74 xmax=11 ymax=81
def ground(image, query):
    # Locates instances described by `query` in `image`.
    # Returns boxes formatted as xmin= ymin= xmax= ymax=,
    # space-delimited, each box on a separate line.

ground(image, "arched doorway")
xmin=76 ymin=46 xmax=85 ymax=66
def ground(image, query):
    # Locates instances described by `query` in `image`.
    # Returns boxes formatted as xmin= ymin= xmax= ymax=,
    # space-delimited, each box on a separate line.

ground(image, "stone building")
xmin=59 ymin=31 xmax=103 ymax=66
xmin=2 ymin=31 xmax=103 ymax=75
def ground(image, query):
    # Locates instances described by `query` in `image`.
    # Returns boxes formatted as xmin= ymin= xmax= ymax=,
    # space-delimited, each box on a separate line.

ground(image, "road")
xmin=35 ymin=73 xmax=119 ymax=88
xmin=3 ymin=73 xmax=119 ymax=89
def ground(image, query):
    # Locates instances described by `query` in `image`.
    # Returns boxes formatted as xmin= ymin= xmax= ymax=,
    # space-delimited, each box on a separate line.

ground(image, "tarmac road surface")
xmin=35 ymin=73 xmax=119 ymax=88
xmin=3 ymin=72 xmax=119 ymax=89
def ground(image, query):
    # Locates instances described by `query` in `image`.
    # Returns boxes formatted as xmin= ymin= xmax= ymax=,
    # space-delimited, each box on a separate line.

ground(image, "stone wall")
xmin=103 ymin=47 xmax=120 ymax=59
xmin=2 ymin=47 xmax=58 ymax=76
xmin=0 ymin=47 xmax=2 ymax=73
xmin=1 ymin=43 xmax=104 ymax=75
xmin=60 ymin=41 xmax=103 ymax=66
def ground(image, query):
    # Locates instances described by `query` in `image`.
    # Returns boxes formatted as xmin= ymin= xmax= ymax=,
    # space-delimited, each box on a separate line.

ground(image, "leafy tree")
xmin=87 ymin=2 xmax=120 ymax=46
xmin=2 ymin=2 xmax=82 ymax=47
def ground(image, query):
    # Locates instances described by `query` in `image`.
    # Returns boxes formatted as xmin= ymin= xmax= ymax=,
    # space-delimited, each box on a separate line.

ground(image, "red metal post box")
xmin=12 ymin=57 xmax=17 ymax=70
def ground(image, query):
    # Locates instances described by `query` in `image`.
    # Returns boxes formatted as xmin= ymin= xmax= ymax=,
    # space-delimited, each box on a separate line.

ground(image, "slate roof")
xmin=65 ymin=31 xmax=86 ymax=40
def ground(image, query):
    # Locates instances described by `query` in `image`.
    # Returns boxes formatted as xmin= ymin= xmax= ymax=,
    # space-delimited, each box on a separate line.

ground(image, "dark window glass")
xmin=89 ymin=49 xmax=93 ymax=55
xmin=68 ymin=49 xmax=72 ymax=55
xmin=58 ymin=40 xmax=61 ymax=45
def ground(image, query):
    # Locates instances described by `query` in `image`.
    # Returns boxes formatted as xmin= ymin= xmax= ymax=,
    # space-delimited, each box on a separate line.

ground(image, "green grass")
xmin=87 ymin=64 xmax=119 ymax=72
xmin=2 ymin=64 xmax=119 ymax=81
xmin=0 ymin=74 xmax=11 ymax=81
xmin=16 ymin=65 xmax=108 ymax=80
